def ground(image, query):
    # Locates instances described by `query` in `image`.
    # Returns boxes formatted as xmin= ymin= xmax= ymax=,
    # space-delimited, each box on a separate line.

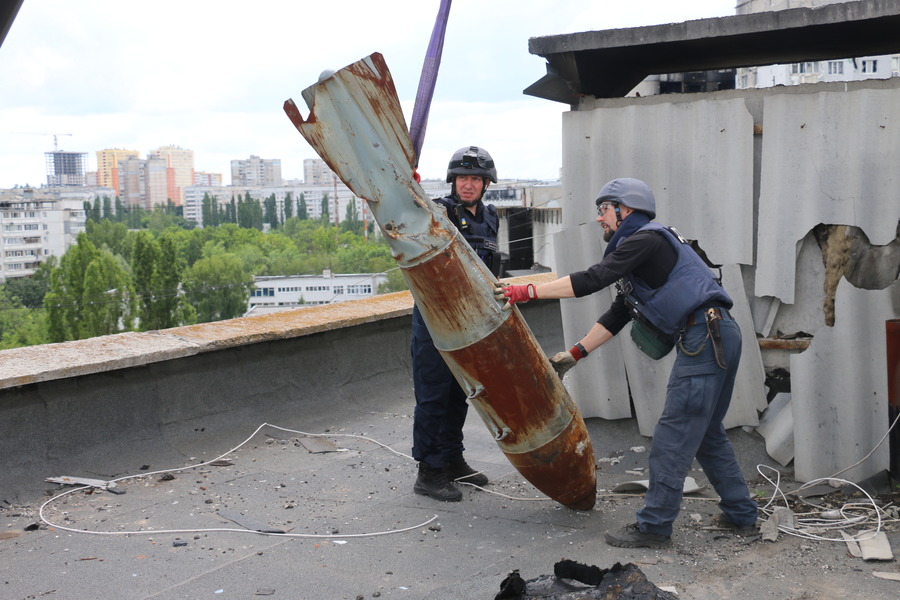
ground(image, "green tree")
xmin=0 ymin=288 xmax=48 ymax=349
xmin=182 ymin=253 xmax=253 ymax=323
xmin=297 ymin=193 xmax=308 ymax=220
xmin=342 ymin=198 xmax=362 ymax=235
xmin=201 ymin=193 xmax=217 ymax=228
xmin=320 ymin=193 xmax=330 ymax=226
xmin=86 ymin=219 xmax=130 ymax=258
xmin=45 ymin=233 xmax=134 ymax=341
xmin=126 ymin=205 xmax=145 ymax=229
xmin=283 ymin=192 xmax=293 ymax=221
xmin=2 ymin=258 xmax=54 ymax=308
xmin=138 ymin=233 xmax=195 ymax=329
xmin=233 ymin=243 xmax=268 ymax=276
xmin=147 ymin=205 xmax=194 ymax=232
xmin=91 ymin=197 xmax=102 ymax=222
xmin=115 ymin=197 xmax=125 ymax=222
xmin=378 ymin=268 xmax=408 ymax=293
xmin=229 ymin=196 xmax=237 ymax=224
xmin=264 ymin=193 xmax=278 ymax=230
xmin=266 ymin=245 xmax=309 ymax=275
xmin=102 ymin=196 xmax=113 ymax=220
xmin=80 ymin=254 xmax=134 ymax=338
xmin=131 ymin=231 xmax=161 ymax=330
xmin=237 ymin=193 xmax=247 ymax=228
xmin=157 ymin=233 xmax=196 ymax=327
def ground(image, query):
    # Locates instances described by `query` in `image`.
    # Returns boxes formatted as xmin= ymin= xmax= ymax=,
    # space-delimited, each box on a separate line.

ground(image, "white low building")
xmin=246 ymin=270 xmax=389 ymax=316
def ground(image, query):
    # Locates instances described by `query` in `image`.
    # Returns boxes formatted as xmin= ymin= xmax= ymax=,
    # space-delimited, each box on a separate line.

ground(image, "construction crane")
xmin=50 ymin=133 xmax=72 ymax=151
xmin=12 ymin=132 xmax=73 ymax=150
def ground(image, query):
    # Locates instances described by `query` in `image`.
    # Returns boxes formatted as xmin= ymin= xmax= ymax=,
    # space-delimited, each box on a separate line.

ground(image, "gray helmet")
xmin=595 ymin=178 xmax=656 ymax=219
xmin=446 ymin=146 xmax=497 ymax=183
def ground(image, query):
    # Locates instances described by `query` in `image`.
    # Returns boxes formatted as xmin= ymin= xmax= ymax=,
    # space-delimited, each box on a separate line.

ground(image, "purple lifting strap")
xmin=409 ymin=0 xmax=452 ymax=164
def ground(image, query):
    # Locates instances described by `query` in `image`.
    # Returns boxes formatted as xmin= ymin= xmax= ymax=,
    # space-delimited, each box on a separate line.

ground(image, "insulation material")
xmin=791 ymin=279 xmax=897 ymax=482
xmin=757 ymin=392 xmax=794 ymax=467
xmin=756 ymin=89 xmax=900 ymax=304
xmin=560 ymin=99 xmax=755 ymax=267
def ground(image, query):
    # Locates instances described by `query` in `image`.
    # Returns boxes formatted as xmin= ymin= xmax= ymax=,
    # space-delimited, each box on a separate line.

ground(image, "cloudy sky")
xmin=0 ymin=0 xmax=736 ymax=188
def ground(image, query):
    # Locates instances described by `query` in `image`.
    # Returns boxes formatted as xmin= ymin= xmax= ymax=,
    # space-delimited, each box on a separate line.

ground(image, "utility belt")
xmin=678 ymin=305 xmax=732 ymax=369
xmin=471 ymin=238 xmax=500 ymax=254
xmin=685 ymin=306 xmax=731 ymax=327
xmin=617 ymin=278 xmax=732 ymax=369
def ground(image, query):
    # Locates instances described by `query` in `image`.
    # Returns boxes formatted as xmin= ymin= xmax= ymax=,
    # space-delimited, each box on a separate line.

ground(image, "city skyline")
xmin=0 ymin=1 xmax=736 ymax=188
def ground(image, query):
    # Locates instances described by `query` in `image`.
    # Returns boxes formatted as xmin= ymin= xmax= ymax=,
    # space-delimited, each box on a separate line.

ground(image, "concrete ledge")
xmin=0 ymin=273 xmax=558 ymax=391
xmin=0 ymin=291 xmax=413 ymax=391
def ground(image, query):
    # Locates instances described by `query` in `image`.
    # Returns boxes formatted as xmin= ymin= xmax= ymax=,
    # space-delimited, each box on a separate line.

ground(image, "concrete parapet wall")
xmin=0 ymin=274 xmax=562 ymax=504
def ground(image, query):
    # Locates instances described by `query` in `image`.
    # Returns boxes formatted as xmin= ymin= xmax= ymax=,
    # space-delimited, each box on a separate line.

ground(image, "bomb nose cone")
xmin=564 ymin=488 xmax=597 ymax=511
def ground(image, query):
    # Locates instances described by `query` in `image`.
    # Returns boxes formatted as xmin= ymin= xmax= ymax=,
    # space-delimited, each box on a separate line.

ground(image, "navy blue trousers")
xmin=637 ymin=310 xmax=759 ymax=536
xmin=410 ymin=306 xmax=468 ymax=469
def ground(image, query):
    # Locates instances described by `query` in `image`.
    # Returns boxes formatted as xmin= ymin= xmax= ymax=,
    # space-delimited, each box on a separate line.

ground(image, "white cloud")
xmin=0 ymin=0 xmax=736 ymax=188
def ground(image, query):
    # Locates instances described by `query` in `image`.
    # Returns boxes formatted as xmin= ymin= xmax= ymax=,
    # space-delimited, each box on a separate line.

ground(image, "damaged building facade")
xmin=526 ymin=0 xmax=900 ymax=482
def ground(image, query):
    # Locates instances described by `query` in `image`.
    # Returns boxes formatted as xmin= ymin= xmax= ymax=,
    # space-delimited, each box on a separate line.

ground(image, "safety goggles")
xmin=596 ymin=201 xmax=617 ymax=215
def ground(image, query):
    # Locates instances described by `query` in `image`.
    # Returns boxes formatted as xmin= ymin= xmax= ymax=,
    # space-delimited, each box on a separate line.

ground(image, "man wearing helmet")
xmin=496 ymin=177 xmax=758 ymax=547
xmin=411 ymin=145 xmax=500 ymax=502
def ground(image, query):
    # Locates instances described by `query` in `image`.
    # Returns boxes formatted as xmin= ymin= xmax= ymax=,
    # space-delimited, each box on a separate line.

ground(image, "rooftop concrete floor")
xmin=3 ymin=385 xmax=899 ymax=600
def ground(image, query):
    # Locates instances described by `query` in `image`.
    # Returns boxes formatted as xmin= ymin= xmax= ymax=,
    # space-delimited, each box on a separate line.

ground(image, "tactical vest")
xmin=621 ymin=223 xmax=731 ymax=337
xmin=441 ymin=197 xmax=501 ymax=276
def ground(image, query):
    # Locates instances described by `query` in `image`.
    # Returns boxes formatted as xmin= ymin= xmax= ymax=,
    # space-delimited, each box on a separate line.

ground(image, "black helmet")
xmin=595 ymin=178 xmax=656 ymax=219
xmin=446 ymin=146 xmax=497 ymax=183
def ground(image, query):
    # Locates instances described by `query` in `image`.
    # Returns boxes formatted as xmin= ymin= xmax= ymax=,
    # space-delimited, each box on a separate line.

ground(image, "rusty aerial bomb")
xmin=283 ymin=53 xmax=596 ymax=510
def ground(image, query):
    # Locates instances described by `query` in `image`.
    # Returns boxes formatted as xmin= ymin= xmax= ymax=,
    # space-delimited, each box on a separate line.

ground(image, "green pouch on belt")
xmin=630 ymin=319 xmax=674 ymax=360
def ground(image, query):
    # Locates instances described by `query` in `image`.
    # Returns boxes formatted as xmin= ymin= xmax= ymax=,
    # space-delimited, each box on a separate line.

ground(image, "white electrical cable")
xmin=39 ymin=422 xmax=444 ymax=539
xmin=752 ymin=407 xmax=900 ymax=543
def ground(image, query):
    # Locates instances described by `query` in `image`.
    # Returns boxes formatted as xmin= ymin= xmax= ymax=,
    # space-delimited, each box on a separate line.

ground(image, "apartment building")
xmin=736 ymin=0 xmax=900 ymax=88
xmin=148 ymin=145 xmax=194 ymax=206
xmin=183 ymin=175 xmax=551 ymax=228
xmin=119 ymin=156 xmax=168 ymax=210
xmin=246 ymin=270 xmax=389 ymax=315
xmin=302 ymin=158 xmax=336 ymax=185
xmin=0 ymin=188 xmax=94 ymax=282
xmin=194 ymin=171 xmax=223 ymax=187
xmin=44 ymin=151 xmax=87 ymax=187
xmin=231 ymin=155 xmax=282 ymax=187
xmin=96 ymin=148 xmax=140 ymax=191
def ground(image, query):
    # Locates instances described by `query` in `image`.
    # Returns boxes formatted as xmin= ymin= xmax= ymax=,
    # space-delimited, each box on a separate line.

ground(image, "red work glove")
xmin=493 ymin=282 xmax=537 ymax=311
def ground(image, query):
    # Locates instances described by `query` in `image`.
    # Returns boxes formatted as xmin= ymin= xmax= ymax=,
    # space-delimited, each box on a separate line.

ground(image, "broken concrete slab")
xmin=611 ymin=476 xmax=706 ymax=495
xmin=761 ymin=506 xmax=796 ymax=541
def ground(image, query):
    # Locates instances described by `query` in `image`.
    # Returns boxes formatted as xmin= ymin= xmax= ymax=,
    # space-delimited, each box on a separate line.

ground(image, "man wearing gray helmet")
xmin=411 ymin=146 xmax=501 ymax=502
xmin=496 ymin=177 xmax=758 ymax=547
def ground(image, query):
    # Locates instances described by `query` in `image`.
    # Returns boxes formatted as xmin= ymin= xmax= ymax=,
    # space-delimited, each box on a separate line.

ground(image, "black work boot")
xmin=444 ymin=459 xmax=488 ymax=487
xmin=414 ymin=463 xmax=462 ymax=502
xmin=711 ymin=514 xmax=760 ymax=536
xmin=604 ymin=523 xmax=671 ymax=548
